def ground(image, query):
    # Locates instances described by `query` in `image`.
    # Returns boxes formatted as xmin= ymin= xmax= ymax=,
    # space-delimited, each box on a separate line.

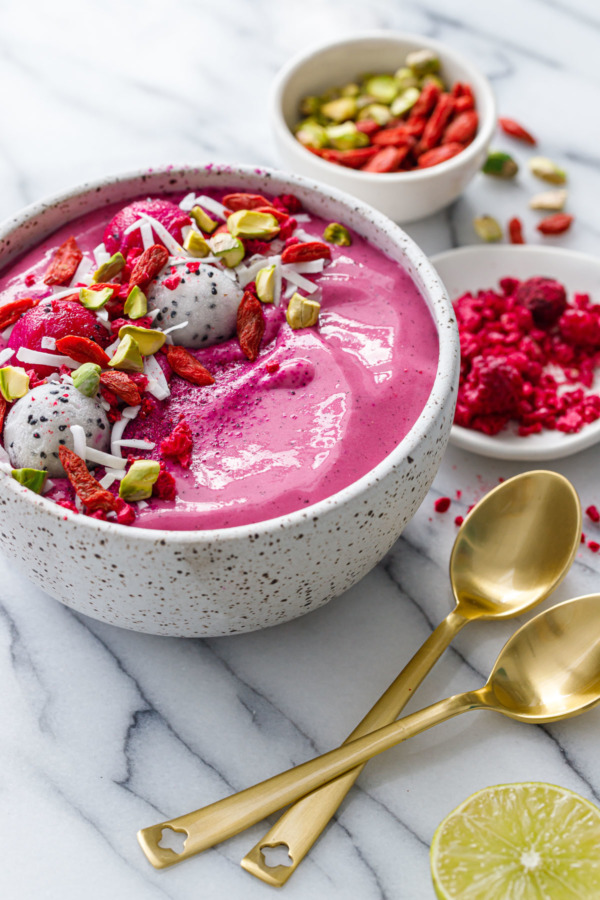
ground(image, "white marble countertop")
xmin=2 ymin=1 xmax=600 ymax=897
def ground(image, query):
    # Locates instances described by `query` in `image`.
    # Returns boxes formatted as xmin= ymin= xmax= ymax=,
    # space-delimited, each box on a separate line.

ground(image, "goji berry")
xmin=355 ymin=119 xmax=381 ymax=137
xmin=165 ymin=344 xmax=215 ymax=386
xmin=252 ymin=205 xmax=290 ymax=224
xmin=453 ymin=95 xmax=475 ymax=113
xmin=311 ymin=146 xmax=378 ymax=169
xmin=371 ymin=127 xmax=416 ymax=147
xmin=43 ymin=237 xmax=83 ymax=286
xmin=0 ymin=394 xmax=6 ymax=432
xmin=410 ymin=81 xmax=441 ymax=119
xmin=160 ymin=419 xmax=193 ymax=468
xmin=129 ymin=244 xmax=169 ymax=289
xmin=443 ymin=110 xmax=478 ymax=145
xmin=417 ymin=143 xmax=464 ymax=168
xmin=55 ymin=335 xmax=111 ymax=367
xmin=237 ymin=291 xmax=265 ymax=362
xmin=537 ymin=214 xmax=574 ymax=235
xmin=59 ymin=445 xmax=119 ymax=513
xmin=498 ymin=117 xmax=537 ymax=146
xmin=0 ymin=296 xmax=38 ymax=331
xmin=99 ymin=371 xmax=142 ymax=405
xmin=361 ymin=146 xmax=409 ymax=173
xmin=222 ymin=193 xmax=270 ymax=211
xmin=419 ymin=93 xmax=455 ymax=151
xmin=508 ymin=217 xmax=525 ymax=244
xmin=281 ymin=242 xmax=332 ymax=264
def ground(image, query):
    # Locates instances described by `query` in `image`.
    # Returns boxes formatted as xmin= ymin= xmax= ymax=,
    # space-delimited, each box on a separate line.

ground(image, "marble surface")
xmin=2 ymin=1 xmax=600 ymax=897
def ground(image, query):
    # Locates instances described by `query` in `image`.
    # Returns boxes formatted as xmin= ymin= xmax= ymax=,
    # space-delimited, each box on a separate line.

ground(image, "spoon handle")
xmin=138 ymin=653 xmax=474 ymax=872
xmin=241 ymin=607 xmax=467 ymax=885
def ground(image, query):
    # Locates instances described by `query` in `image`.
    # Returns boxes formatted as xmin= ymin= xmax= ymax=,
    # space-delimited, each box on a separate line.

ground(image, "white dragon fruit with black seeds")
xmin=147 ymin=263 xmax=243 ymax=348
xmin=4 ymin=383 xmax=110 ymax=476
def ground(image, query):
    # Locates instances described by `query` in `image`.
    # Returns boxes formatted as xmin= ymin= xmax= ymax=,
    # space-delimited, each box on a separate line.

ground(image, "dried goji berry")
xmin=129 ymin=244 xmax=169 ymax=289
xmin=0 ymin=296 xmax=38 ymax=331
xmin=443 ymin=110 xmax=478 ymax=145
xmin=355 ymin=119 xmax=381 ymax=137
xmin=371 ymin=127 xmax=417 ymax=147
xmin=537 ymin=214 xmax=574 ymax=235
xmin=43 ymin=237 xmax=83 ymax=286
xmin=409 ymin=81 xmax=441 ymax=119
xmin=59 ymin=445 xmax=119 ymax=513
xmin=417 ymin=142 xmax=464 ymax=168
xmin=252 ymin=205 xmax=289 ymax=224
xmin=160 ymin=419 xmax=193 ymax=468
xmin=281 ymin=241 xmax=332 ymax=264
xmin=508 ymin=217 xmax=525 ymax=244
xmin=0 ymin=394 xmax=6 ymax=431
xmin=237 ymin=291 xmax=265 ymax=362
xmin=453 ymin=95 xmax=475 ymax=113
xmin=498 ymin=117 xmax=537 ymax=146
xmin=99 ymin=371 xmax=142 ymax=405
xmin=419 ymin=93 xmax=455 ymax=151
xmin=165 ymin=344 xmax=215 ymax=386
xmin=55 ymin=335 xmax=111 ymax=367
xmin=311 ymin=146 xmax=378 ymax=168
xmin=362 ymin=145 xmax=410 ymax=173
xmin=222 ymin=193 xmax=270 ymax=211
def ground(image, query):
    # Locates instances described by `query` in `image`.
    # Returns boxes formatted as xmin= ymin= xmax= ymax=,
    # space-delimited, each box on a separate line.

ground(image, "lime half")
xmin=431 ymin=783 xmax=600 ymax=899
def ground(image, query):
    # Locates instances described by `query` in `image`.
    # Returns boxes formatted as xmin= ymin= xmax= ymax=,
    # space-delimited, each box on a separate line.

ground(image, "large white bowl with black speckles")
xmin=0 ymin=164 xmax=459 ymax=637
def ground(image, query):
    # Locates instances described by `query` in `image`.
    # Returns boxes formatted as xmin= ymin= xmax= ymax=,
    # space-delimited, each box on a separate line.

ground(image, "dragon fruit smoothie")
xmin=0 ymin=189 xmax=438 ymax=530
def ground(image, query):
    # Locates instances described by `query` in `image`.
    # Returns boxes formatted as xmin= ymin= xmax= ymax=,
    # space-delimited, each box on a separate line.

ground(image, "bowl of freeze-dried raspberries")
xmin=433 ymin=245 xmax=600 ymax=460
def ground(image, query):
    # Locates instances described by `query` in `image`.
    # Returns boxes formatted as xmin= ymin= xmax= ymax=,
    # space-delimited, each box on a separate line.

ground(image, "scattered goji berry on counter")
xmin=508 ymin=217 xmax=525 ymax=244
xmin=498 ymin=117 xmax=537 ymax=145
xmin=537 ymin=213 xmax=574 ymax=235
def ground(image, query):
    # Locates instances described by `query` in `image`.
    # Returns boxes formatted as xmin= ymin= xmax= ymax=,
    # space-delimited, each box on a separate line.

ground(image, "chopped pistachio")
xmin=323 ymin=222 xmax=352 ymax=246
xmin=227 ymin=210 xmax=280 ymax=240
xmin=286 ymin=292 xmax=321 ymax=329
xmin=0 ymin=365 xmax=29 ymax=401
xmin=123 ymin=285 xmax=148 ymax=319
xmin=255 ymin=265 xmax=276 ymax=304
xmin=364 ymin=74 xmax=399 ymax=104
xmin=183 ymin=230 xmax=210 ymax=258
xmin=482 ymin=151 xmax=519 ymax=178
xmin=190 ymin=205 xmax=218 ymax=234
xmin=119 ymin=460 xmax=160 ymax=502
xmin=529 ymin=156 xmax=567 ymax=184
xmin=473 ymin=215 xmax=503 ymax=242
xmin=529 ymin=189 xmax=568 ymax=211
xmin=321 ymin=96 xmax=357 ymax=122
xmin=210 ymin=233 xmax=245 ymax=268
xmin=11 ymin=467 xmax=47 ymax=494
xmin=299 ymin=95 xmax=321 ymax=117
xmin=92 ymin=251 xmax=125 ymax=283
xmin=394 ymin=66 xmax=419 ymax=91
xmin=357 ymin=103 xmax=393 ymax=126
xmin=406 ymin=49 xmax=440 ymax=77
xmin=295 ymin=119 xmax=329 ymax=149
xmin=72 ymin=362 xmax=101 ymax=397
xmin=341 ymin=82 xmax=360 ymax=97
xmin=117 ymin=325 xmax=165 ymax=356
xmin=326 ymin=122 xmax=370 ymax=150
xmin=355 ymin=94 xmax=374 ymax=110
xmin=390 ymin=86 xmax=421 ymax=117
xmin=421 ymin=73 xmax=446 ymax=91
xmin=108 ymin=334 xmax=144 ymax=372
xmin=79 ymin=286 xmax=112 ymax=310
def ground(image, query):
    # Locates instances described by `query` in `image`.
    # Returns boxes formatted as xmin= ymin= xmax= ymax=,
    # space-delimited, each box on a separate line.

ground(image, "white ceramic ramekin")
xmin=271 ymin=32 xmax=496 ymax=223
xmin=0 ymin=164 xmax=459 ymax=637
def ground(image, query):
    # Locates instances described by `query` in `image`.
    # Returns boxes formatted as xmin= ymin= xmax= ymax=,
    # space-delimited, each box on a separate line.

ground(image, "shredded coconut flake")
xmin=105 ymin=338 xmax=120 ymax=358
xmin=86 ymin=448 xmax=127 ymax=469
xmin=113 ymin=439 xmax=156 ymax=450
xmin=144 ymin=354 xmax=170 ymax=400
xmin=41 ymin=336 xmax=57 ymax=350
xmin=110 ymin=417 xmax=129 ymax=458
xmin=179 ymin=192 xmax=197 ymax=211
xmin=195 ymin=194 xmax=227 ymax=220
xmin=122 ymin=405 xmax=141 ymax=420
xmin=70 ymin=425 xmax=87 ymax=460
xmin=93 ymin=242 xmax=110 ymax=267
xmin=294 ymin=213 xmax=311 ymax=223
xmin=162 ymin=320 xmax=189 ymax=336
xmin=285 ymin=259 xmax=325 ymax=274
xmin=69 ymin=257 xmax=93 ymax=287
xmin=1 ymin=325 xmax=15 ymax=340
xmin=16 ymin=347 xmax=77 ymax=368
xmin=281 ymin=266 xmax=319 ymax=294
xmin=0 ymin=347 xmax=15 ymax=366
xmin=140 ymin=221 xmax=154 ymax=251
xmin=123 ymin=218 xmax=144 ymax=236
xmin=138 ymin=213 xmax=184 ymax=255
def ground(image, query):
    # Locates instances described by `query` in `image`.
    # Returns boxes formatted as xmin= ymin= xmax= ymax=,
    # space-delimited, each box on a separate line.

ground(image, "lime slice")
xmin=431 ymin=783 xmax=600 ymax=899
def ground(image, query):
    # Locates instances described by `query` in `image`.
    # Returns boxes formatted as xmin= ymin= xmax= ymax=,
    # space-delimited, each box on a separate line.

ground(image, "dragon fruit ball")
xmin=8 ymin=299 xmax=110 ymax=376
xmin=103 ymin=199 xmax=191 ymax=256
xmin=516 ymin=277 xmax=567 ymax=327
xmin=147 ymin=264 xmax=243 ymax=348
xmin=4 ymin=382 xmax=110 ymax=476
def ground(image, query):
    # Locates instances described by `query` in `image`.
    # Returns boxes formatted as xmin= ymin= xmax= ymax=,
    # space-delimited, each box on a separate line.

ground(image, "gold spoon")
xmin=240 ymin=470 xmax=581 ymax=885
xmin=137 ymin=472 xmax=583 ymax=871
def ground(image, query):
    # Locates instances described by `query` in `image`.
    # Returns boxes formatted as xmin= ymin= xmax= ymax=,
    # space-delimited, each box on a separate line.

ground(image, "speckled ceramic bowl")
xmin=0 ymin=164 xmax=459 ymax=637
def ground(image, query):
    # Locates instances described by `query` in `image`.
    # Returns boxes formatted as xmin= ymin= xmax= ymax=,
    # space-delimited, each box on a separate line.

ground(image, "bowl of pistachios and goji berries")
xmin=271 ymin=32 xmax=496 ymax=223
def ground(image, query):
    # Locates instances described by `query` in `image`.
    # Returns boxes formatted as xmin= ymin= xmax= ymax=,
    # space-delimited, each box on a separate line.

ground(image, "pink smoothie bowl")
xmin=0 ymin=164 xmax=459 ymax=637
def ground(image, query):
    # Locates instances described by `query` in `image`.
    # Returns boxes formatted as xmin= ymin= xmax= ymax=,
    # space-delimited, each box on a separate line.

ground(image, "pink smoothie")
xmin=0 ymin=190 xmax=438 ymax=530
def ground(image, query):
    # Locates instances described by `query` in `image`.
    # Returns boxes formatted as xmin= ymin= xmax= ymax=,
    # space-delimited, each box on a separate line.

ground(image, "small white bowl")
xmin=271 ymin=31 xmax=496 ymax=224
xmin=433 ymin=245 xmax=600 ymax=461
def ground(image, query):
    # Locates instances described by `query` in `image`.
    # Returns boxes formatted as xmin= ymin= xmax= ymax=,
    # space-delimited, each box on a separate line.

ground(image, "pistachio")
xmin=0 ymin=365 xmax=29 ymax=401
xmin=299 ymin=95 xmax=321 ymax=117
xmin=390 ymin=86 xmax=421 ymax=117
xmin=482 ymin=151 xmax=519 ymax=178
xmin=286 ymin=292 xmax=321 ymax=329
xmin=79 ymin=286 xmax=112 ymax=310
xmin=355 ymin=94 xmax=374 ymax=110
xmin=321 ymin=96 xmax=357 ymax=122
xmin=227 ymin=210 xmax=280 ymax=240
xmin=255 ymin=265 xmax=276 ymax=304
xmin=364 ymin=74 xmax=399 ymax=105
xmin=421 ymin=73 xmax=446 ymax=91
xmin=108 ymin=334 xmax=144 ymax=372
xmin=72 ymin=362 xmax=101 ymax=397
xmin=473 ymin=215 xmax=503 ymax=242
xmin=326 ymin=122 xmax=370 ymax=150
xmin=406 ymin=48 xmax=441 ymax=77
xmin=117 ymin=324 xmax=166 ymax=356
xmin=341 ymin=83 xmax=360 ymax=98
xmin=92 ymin=251 xmax=125 ymax=283
xmin=394 ymin=66 xmax=419 ymax=91
xmin=528 ymin=156 xmax=567 ymax=184
xmin=123 ymin=285 xmax=148 ymax=319
xmin=210 ymin=233 xmax=246 ymax=268
xmin=183 ymin=230 xmax=211 ymax=258
xmin=190 ymin=205 xmax=218 ymax=234
xmin=11 ymin=467 xmax=47 ymax=494
xmin=119 ymin=460 xmax=160 ymax=502
xmin=323 ymin=222 xmax=352 ymax=246
xmin=357 ymin=103 xmax=393 ymax=126
xmin=529 ymin=189 xmax=568 ymax=211
xmin=295 ymin=119 xmax=329 ymax=148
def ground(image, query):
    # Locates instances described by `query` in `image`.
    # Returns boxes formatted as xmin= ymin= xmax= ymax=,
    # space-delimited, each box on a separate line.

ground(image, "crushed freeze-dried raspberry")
xmin=154 ymin=465 xmax=177 ymax=500
xmin=589 ymin=540 xmax=600 ymax=553
xmin=582 ymin=533 xmax=586 ymax=544
xmin=160 ymin=419 xmax=193 ymax=467
xmin=434 ymin=497 xmax=451 ymax=513
xmin=115 ymin=497 xmax=136 ymax=526
xmin=516 ymin=277 xmax=567 ymax=327
xmin=586 ymin=505 xmax=600 ymax=523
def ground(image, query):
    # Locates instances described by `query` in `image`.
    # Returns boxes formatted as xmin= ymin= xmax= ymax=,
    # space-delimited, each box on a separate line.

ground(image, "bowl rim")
xmin=0 ymin=162 xmax=459 ymax=543
xmin=270 ymin=29 xmax=497 ymax=183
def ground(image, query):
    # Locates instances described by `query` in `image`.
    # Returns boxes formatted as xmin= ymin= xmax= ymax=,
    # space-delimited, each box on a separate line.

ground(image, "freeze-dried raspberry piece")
xmin=154 ymin=465 xmax=177 ymax=500
xmin=460 ymin=357 xmax=524 ymax=418
xmin=160 ymin=419 xmax=193 ymax=468
xmin=559 ymin=309 xmax=600 ymax=348
xmin=516 ymin=277 xmax=567 ymax=327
